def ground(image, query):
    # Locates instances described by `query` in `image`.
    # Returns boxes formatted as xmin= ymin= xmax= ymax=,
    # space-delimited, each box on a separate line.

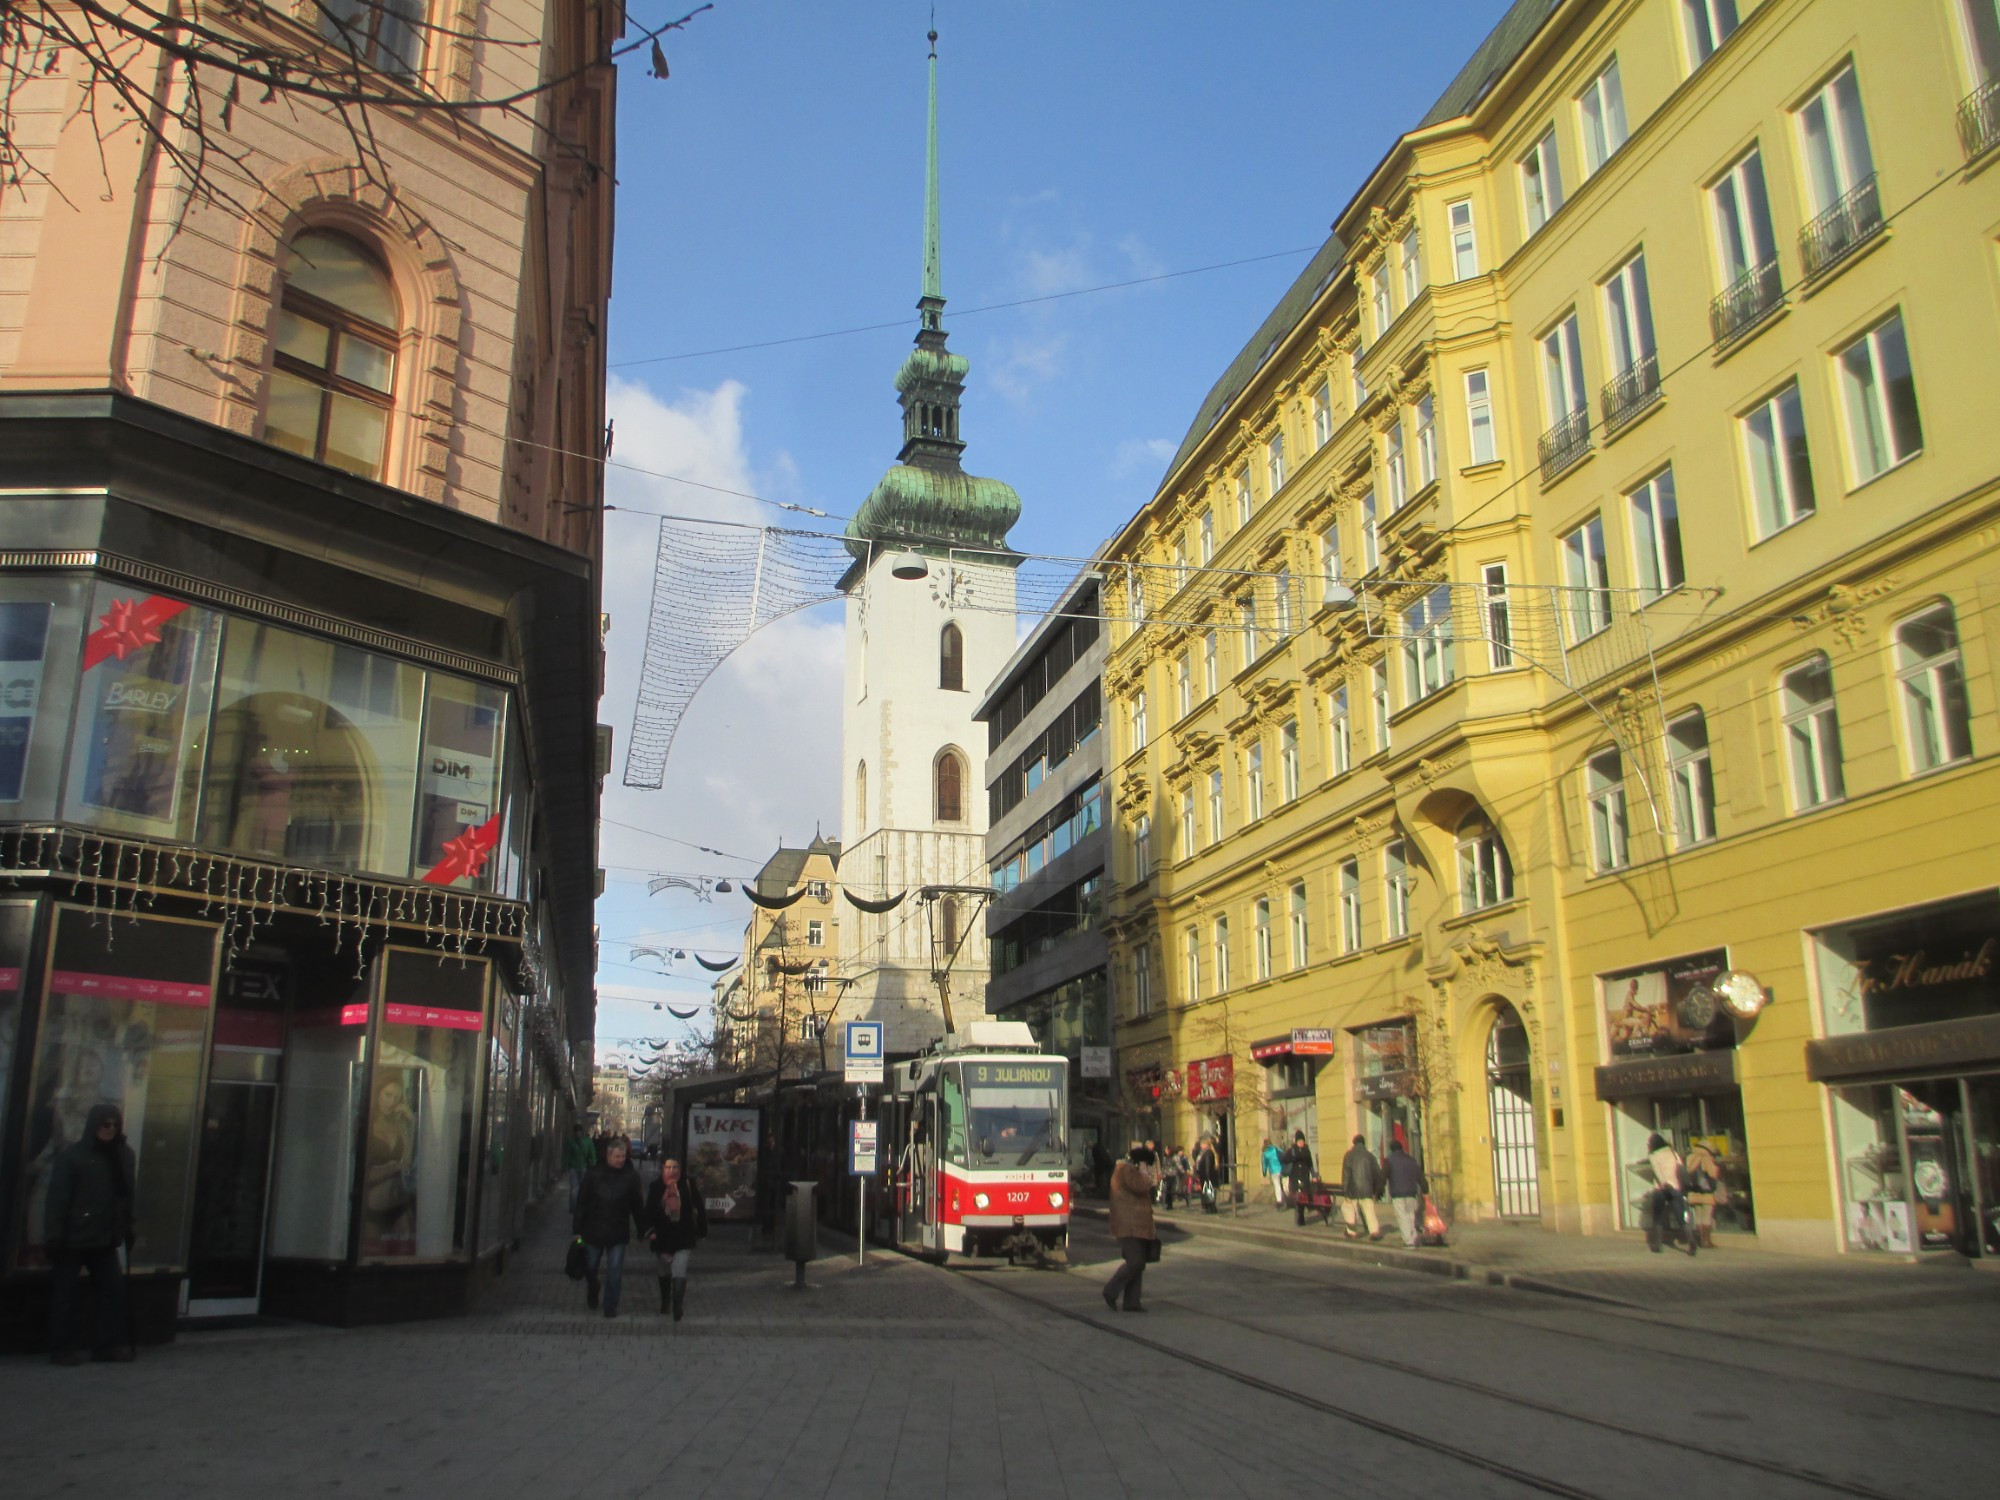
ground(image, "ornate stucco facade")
xmin=1101 ymin=0 xmax=2000 ymax=1257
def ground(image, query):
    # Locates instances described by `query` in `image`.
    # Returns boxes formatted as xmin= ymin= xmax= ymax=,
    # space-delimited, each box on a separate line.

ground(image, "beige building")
xmin=721 ymin=837 xmax=843 ymax=1076
xmin=1102 ymin=0 xmax=2000 ymax=1259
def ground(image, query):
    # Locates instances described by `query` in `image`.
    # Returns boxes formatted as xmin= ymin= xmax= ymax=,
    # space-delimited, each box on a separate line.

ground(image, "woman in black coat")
xmin=572 ymin=1136 xmax=645 ymax=1317
xmin=641 ymin=1156 xmax=708 ymax=1321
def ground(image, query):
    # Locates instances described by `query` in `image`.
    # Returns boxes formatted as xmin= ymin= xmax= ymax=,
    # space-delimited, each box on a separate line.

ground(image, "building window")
xmin=1894 ymin=605 xmax=1973 ymax=773
xmin=1280 ymin=719 xmax=1300 ymax=801
xmin=1184 ymin=926 xmax=1201 ymax=1002
xmin=1172 ymin=538 xmax=1189 ymax=592
xmin=319 ymin=0 xmax=425 ymax=78
xmin=1415 ymin=394 xmax=1437 ymax=487
xmin=1313 ymin=380 xmax=1334 ymax=447
xmin=1246 ymin=742 xmax=1265 ymax=822
xmin=1134 ymin=945 xmax=1153 ymax=1017
xmin=1743 ymin=382 xmax=1817 ymax=537
xmin=1385 ymin=420 xmax=1407 ymax=509
xmin=1176 ymin=653 xmax=1193 ymax=719
xmin=1781 ymin=656 xmax=1846 ymax=810
xmin=1361 ymin=490 xmax=1380 ymax=572
xmin=1602 ymin=252 xmax=1657 ymax=387
xmin=1448 ymin=199 xmax=1478 ymax=280
xmin=1320 ymin=525 xmax=1343 ymax=602
xmin=1370 ymin=660 xmax=1391 ymax=754
xmin=1586 ymin=747 xmax=1630 ymax=872
xmin=1130 ymin=690 xmax=1148 ymax=752
xmin=1208 ymin=768 xmax=1225 ymax=843
xmin=1464 ymin=370 xmax=1496 ymax=464
xmin=1126 ymin=570 xmax=1145 ymax=625
xmin=1522 ymin=127 xmax=1565 ymax=233
xmin=1400 ymin=227 xmax=1422 ymax=304
xmin=939 ymin=622 xmax=964 ymax=691
xmin=935 ymin=749 xmax=966 ymax=822
xmin=1200 ymin=509 xmax=1215 ymax=563
xmin=1328 ymin=686 xmax=1351 ymax=777
xmin=1798 ymin=64 xmax=1876 ymax=217
xmin=1666 ymin=710 xmax=1716 ymax=846
xmin=1351 ymin=345 xmax=1368 ymax=410
xmin=1289 ymin=881 xmax=1309 ymax=968
xmin=1203 ymin=631 xmax=1219 ymax=697
xmin=1134 ymin=813 xmax=1153 ymax=880
xmin=1178 ymin=788 xmax=1198 ymax=859
xmin=265 ymin=230 xmax=400 ymax=479
xmin=1268 ymin=432 xmax=1286 ymax=494
xmin=1561 ymin=514 xmax=1612 ymax=641
xmin=1710 ymin=146 xmax=1779 ymax=337
xmin=1627 ymin=468 xmax=1684 ymax=601
xmin=854 ymin=760 xmax=867 ymax=831
xmin=1456 ymin=811 xmax=1514 ymax=912
xmin=1403 ymin=585 xmax=1455 ymax=703
xmin=807 ymin=919 xmax=825 ymax=947
xmin=1482 ymin=562 xmax=1515 ymax=670
xmin=1213 ymin=915 xmax=1231 ymax=992
xmin=1578 ymin=57 xmax=1628 ymax=176
xmin=1370 ymin=261 xmax=1393 ymax=336
xmin=1384 ymin=838 xmax=1412 ymax=940
xmin=1683 ymin=0 xmax=1739 ymax=67
xmin=1836 ymin=313 xmax=1923 ymax=482
xmin=1542 ymin=313 xmax=1587 ymax=423
xmin=1254 ymin=898 xmax=1273 ymax=981
xmin=1274 ymin=570 xmax=1295 ymax=639
xmin=1236 ymin=465 xmax=1253 ymax=527
xmin=1339 ymin=858 xmax=1363 ymax=953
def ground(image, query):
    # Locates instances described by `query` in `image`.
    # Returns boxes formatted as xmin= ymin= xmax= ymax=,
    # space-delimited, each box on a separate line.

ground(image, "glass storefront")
xmin=0 ymin=901 xmax=33 ymax=1142
xmin=1811 ymin=893 xmax=2000 ymax=1258
xmin=1354 ymin=1020 xmax=1425 ymax=1171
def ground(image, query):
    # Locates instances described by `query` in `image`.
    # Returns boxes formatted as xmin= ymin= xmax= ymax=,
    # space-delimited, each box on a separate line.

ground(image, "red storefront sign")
xmin=1185 ymin=1054 xmax=1234 ymax=1103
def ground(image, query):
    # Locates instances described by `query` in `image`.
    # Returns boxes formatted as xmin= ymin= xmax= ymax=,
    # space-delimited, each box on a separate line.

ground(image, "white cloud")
xmin=1110 ymin=436 xmax=1175 ymax=481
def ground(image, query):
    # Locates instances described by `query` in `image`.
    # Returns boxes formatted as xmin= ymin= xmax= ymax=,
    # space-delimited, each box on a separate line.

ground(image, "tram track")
xmin=963 ymin=1264 xmax=1928 ymax=1500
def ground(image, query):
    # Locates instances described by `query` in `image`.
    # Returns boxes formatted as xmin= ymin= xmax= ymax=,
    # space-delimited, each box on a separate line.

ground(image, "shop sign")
xmin=687 ymin=1105 xmax=760 ymax=1221
xmin=1291 ymin=1028 xmax=1334 ymax=1055
xmin=76 ymin=592 xmax=211 ymax=829
xmin=1080 ymin=1045 xmax=1111 ymax=1078
xmin=1359 ymin=1072 xmax=1413 ymax=1101
xmin=1814 ymin=893 xmax=2000 ymax=1034
xmin=1594 ymin=1048 xmax=1736 ymax=1101
xmin=1185 ymin=1055 xmax=1233 ymax=1103
xmin=1601 ymin=949 xmax=1731 ymax=1057
xmin=1805 ymin=1013 xmax=2000 ymax=1082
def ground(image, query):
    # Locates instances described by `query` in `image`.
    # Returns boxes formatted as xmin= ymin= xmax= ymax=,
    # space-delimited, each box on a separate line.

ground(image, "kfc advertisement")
xmin=686 ymin=1105 xmax=760 ymax=1221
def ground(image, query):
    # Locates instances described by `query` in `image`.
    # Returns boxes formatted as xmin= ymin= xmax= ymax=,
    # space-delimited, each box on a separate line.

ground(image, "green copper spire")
xmin=923 ymin=29 xmax=941 ymax=309
xmin=843 ymin=24 xmax=1021 ymax=574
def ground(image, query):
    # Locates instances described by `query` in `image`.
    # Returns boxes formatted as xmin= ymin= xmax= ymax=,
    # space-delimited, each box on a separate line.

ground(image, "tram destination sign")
xmin=969 ymin=1062 xmax=1060 ymax=1086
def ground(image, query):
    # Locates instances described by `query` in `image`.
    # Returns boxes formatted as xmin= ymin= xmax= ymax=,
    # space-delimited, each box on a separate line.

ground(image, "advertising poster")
xmin=1185 ymin=1055 xmax=1233 ymax=1104
xmin=687 ymin=1105 xmax=760 ymax=1220
xmin=77 ymin=594 xmax=209 ymax=827
xmin=1602 ymin=949 xmax=1731 ymax=1056
xmin=416 ymin=682 xmax=503 ymax=882
xmin=0 ymin=600 xmax=52 ymax=802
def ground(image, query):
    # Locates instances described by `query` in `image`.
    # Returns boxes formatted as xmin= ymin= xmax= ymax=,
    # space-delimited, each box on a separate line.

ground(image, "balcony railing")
xmin=1799 ymin=174 xmax=1883 ymax=282
xmin=1961 ymin=77 xmax=2000 ymax=161
xmin=1600 ymin=352 xmax=1661 ymax=436
xmin=1537 ymin=407 xmax=1592 ymax=484
xmin=1709 ymin=258 xmax=1784 ymax=349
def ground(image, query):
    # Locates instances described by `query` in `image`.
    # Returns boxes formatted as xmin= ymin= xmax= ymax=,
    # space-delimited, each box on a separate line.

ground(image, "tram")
xmin=881 ymin=1021 xmax=1070 ymax=1265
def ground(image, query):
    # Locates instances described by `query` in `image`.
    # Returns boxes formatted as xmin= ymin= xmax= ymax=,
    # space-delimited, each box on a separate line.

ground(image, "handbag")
xmin=1419 ymin=1195 xmax=1448 ymax=1245
xmin=1143 ymin=1236 xmax=1161 ymax=1263
xmin=1686 ymin=1165 xmax=1718 ymax=1195
xmin=564 ymin=1237 xmax=589 ymax=1281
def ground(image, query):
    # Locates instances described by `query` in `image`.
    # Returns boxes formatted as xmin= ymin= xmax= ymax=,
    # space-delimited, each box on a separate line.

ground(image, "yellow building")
xmin=1101 ymin=0 xmax=2000 ymax=1258
xmin=721 ymin=837 xmax=844 ymax=1076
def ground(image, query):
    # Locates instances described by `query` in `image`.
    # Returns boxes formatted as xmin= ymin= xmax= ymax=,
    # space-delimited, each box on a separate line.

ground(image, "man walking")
xmin=1339 ymin=1134 xmax=1383 ymax=1240
xmin=1287 ymin=1130 xmax=1315 ymax=1227
xmin=1386 ymin=1137 xmax=1426 ymax=1246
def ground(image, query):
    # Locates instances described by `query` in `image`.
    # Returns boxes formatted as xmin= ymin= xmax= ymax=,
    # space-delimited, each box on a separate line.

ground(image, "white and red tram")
xmin=883 ymin=1022 xmax=1070 ymax=1264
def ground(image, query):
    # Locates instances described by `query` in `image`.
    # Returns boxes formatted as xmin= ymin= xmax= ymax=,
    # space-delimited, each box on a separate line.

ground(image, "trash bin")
xmin=783 ymin=1180 xmax=818 ymax=1286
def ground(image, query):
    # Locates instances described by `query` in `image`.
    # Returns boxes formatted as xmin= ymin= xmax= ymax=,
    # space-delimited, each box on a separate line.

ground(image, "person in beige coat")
xmin=1102 ymin=1144 xmax=1160 ymax=1313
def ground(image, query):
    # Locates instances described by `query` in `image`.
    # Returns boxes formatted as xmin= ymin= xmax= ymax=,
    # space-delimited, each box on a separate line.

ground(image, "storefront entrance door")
xmin=186 ymin=960 xmax=287 ymax=1317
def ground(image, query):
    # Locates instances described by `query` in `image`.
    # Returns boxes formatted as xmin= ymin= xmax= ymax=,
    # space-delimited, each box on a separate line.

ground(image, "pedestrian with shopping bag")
xmin=1385 ymin=1138 xmax=1426 ymax=1246
xmin=1102 ymin=1144 xmax=1160 ymax=1313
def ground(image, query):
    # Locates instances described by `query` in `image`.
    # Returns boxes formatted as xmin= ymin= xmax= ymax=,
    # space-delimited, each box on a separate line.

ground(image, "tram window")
xmin=964 ymin=1071 xmax=1067 ymax=1166
xmin=941 ymin=1067 xmax=967 ymax=1165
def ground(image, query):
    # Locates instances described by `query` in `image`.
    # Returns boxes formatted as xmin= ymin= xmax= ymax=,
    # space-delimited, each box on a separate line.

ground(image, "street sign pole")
xmin=857 ymin=1085 xmax=868 ymax=1267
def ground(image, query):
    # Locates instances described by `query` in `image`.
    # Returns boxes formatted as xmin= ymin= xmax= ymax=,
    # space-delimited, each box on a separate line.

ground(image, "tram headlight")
xmin=973 ymin=1192 xmax=991 ymax=1209
xmin=1049 ymin=1190 xmax=1065 ymax=1208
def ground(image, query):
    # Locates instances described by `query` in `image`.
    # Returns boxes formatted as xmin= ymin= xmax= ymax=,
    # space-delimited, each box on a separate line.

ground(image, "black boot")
xmin=671 ymin=1278 xmax=686 ymax=1323
xmin=585 ymin=1274 xmax=600 ymax=1309
xmin=658 ymin=1276 xmax=672 ymax=1315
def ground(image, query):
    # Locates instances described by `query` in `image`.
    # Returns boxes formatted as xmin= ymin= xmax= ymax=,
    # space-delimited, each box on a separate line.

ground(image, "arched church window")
xmin=264 ymin=229 xmax=400 ymax=479
xmin=854 ymin=760 xmax=868 ymax=831
xmin=940 ymin=895 xmax=959 ymax=951
xmin=935 ymin=749 xmax=965 ymax=822
xmin=940 ymin=622 xmax=964 ymax=692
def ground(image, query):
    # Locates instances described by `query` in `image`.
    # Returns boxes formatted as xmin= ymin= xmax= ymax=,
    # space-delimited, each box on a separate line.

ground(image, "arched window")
xmin=1455 ymin=809 xmax=1513 ymax=913
xmin=939 ymin=896 xmax=959 ymax=951
xmin=854 ymin=761 xmax=868 ymax=831
xmin=940 ymin=622 xmax=964 ymax=691
xmin=265 ymin=230 xmax=399 ymax=479
xmin=934 ymin=749 xmax=965 ymax=822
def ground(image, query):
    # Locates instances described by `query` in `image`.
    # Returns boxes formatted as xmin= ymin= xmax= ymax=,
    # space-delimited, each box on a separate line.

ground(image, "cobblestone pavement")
xmin=4 ymin=1196 xmax=1997 ymax=1500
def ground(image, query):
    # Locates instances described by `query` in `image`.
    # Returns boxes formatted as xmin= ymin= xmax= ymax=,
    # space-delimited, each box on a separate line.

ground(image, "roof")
xmin=1417 ymin=0 xmax=1563 ymax=129
xmin=752 ymin=838 xmax=840 ymax=897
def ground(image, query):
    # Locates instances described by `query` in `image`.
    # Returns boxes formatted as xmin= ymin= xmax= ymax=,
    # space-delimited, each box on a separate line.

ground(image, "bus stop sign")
xmin=844 ymin=1020 xmax=884 ymax=1084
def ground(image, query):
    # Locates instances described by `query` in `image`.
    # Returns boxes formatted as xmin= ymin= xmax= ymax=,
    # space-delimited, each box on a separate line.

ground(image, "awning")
xmin=1252 ymin=1028 xmax=1336 ymax=1061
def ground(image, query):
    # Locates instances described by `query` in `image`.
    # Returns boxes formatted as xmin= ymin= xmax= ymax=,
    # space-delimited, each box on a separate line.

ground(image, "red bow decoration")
xmin=421 ymin=815 xmax=501 ymax=885
xmin=82 ymin=596 xmax=191 ymax=671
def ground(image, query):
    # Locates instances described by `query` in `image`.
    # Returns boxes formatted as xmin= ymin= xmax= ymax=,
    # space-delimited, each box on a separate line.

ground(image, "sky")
xmin=590 ymin=0 xmax=1516 ymax=1058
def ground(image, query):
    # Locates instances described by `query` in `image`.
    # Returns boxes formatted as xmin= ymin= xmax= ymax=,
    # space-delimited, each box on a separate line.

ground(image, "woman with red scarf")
xmin=643 ymin=1156 xmax=708 ymax=1321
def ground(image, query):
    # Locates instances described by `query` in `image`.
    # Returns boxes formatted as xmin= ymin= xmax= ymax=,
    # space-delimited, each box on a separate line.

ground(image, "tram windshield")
xmin=956 ymin=1060 xmax=1066 ymax=1168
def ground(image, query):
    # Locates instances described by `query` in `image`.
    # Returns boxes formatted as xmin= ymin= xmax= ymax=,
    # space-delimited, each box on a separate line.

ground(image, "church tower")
xmin=837 ymin=30 xmax=1021 ymax=1053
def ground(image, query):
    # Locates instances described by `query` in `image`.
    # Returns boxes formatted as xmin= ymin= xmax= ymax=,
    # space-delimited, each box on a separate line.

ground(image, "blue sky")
xmin=591 ymin=0 xmax=1514 ymax=1053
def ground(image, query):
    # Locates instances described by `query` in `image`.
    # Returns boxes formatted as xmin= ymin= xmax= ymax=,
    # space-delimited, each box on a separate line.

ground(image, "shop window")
xmin=264 ymin=230 xmax=400 ymax=479
xmin=0 ymin=577 xmax=86 ymax=820
xmin=1780 ymin=655 xmax=1845 ymax=810
xmin=201 ymin=619 xmax=424 ymax=877
xmin=16 ymin=908 xmax=220 ymax=1269
xmin=1893 ymin=604 xmax=1973 ymax=774
xmin=360 ymin=950 xmax=488 ymax=1259
xmin=1456 ymin=810 xmax=1513 ymax=912
xmin=63 ymin=582 xmax=222 ymax=844
xmin=416 ymin=674 xmax=507 ymax=888
xmin=476 ymin=991 xmax=521 ymax=1257
xmin=268 ymin=982 xmax=366 ymax=1261
xmin=939 ymin=622 xmax=964 ymax=692
xmin=0 ymin=902 xmax=37 ymax=1181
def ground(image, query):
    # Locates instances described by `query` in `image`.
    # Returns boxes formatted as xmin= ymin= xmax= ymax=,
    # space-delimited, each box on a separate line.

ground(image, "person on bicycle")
xmin=1646 ymin=1132 xmax=1694 ymax=1255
